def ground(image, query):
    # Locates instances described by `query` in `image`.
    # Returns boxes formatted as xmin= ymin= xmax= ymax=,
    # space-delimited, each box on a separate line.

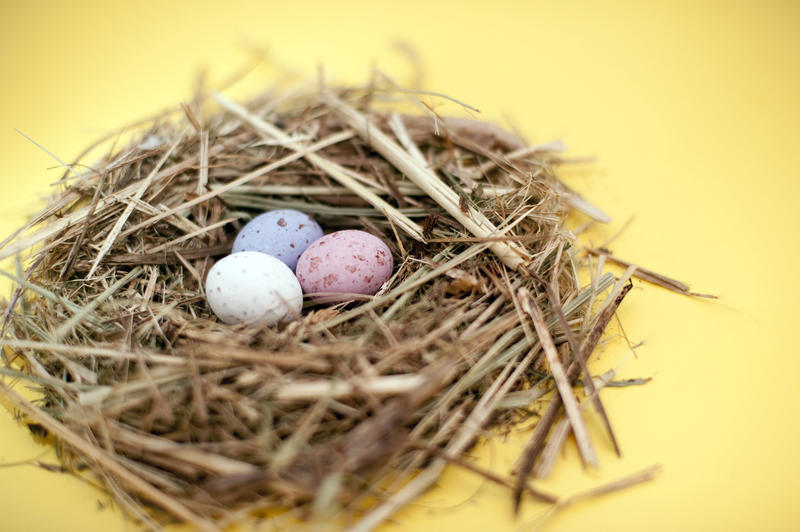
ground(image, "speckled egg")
xmin=232 ymin=209 xmax=324 ymax=271
xmin=295 ymin=230 xmax=394 ymax=298
xmin=205 ymin=251 xmax=303 ymax=325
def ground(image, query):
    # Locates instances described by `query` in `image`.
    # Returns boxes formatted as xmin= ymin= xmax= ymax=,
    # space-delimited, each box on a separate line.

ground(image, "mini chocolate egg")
xmin=205 ymin=251 xmax=303 ymax=325
xmin=232 ymin=209 xmax=324 ymax=271
xmin=295 ymin=230 xmax=393 ymax=298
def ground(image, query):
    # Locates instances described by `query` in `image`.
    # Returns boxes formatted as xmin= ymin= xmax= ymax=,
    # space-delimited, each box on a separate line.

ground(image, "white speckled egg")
xmin=205 ymin=251 xmax=303 ymax=325
xmin=295 ymin=230 xmax=394 ymax=298
xmin=232 ymin=209 xmax=324 ymax=271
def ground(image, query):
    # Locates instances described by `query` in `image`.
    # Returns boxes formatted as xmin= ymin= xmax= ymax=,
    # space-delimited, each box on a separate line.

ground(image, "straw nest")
xmin=0 ymin=80 xmax=644 ymax=531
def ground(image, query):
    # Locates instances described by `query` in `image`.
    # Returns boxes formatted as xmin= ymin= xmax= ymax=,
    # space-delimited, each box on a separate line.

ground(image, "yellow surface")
xmin=1 ymin=1 xmax=799 ymax=531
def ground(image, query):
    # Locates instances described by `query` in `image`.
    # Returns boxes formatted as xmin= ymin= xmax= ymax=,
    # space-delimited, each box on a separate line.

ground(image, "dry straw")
xmin=0 ymin=76 xmax=699 ymax=530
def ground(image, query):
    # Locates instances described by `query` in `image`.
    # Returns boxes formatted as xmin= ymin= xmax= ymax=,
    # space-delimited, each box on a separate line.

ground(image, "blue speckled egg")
xmin=232 ymin=209 xmax=324 ymax=271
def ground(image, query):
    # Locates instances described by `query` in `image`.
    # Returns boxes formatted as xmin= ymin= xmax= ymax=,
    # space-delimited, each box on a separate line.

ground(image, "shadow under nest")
xmin=0 ymin=84 xmax=626 ymax=531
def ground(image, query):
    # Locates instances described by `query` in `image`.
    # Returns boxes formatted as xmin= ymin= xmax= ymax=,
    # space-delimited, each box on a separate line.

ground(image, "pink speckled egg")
xmin=296 ymin=230 xmax=394 ymax=298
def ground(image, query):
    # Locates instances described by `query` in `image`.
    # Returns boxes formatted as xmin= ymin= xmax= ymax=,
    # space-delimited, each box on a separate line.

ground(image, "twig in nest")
xmin=529 ymin=465 xmax=662 ymax=531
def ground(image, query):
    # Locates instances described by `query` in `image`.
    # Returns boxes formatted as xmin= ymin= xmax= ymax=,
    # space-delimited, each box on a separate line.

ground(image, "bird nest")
xmin=0 ymin=80 xmax=647 ymax=531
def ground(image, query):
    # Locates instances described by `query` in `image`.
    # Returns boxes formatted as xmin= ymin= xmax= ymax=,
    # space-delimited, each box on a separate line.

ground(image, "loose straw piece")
xmin=533 ymin=417 xmax=571 ymax=478
xmin=562 ymin=464 xmax=662 ymax=507
xmin=195 ymin=129 xmax=210 ymax=226
xmin=587 ymin=247 xmax=716 ymax=298
xmin=211 ymin=182 xmax=517 ymax=198
xmin=108 ymin=423 xmax=258 ymax=476
xmin=387 ymin=113 xmax=429 ymax=168
xmin=322 ymin=92 xmax=531 ymax=271
xmin=414 ymin=441 xmax=557 ymax=503
xmin=518 ymin=287 xmax=598 ymax=467
xmin=529 ymin=465 xmax=662 ymax=531
xmin=476 ymin=139 xmax=568 ymax=175
xmin=145 ymin=217 xmax=237 ymax=254
xmin=556 ymin=182 xmax=612 ymax=224
xmin=273 ymin=374 xmax=426 ymax=402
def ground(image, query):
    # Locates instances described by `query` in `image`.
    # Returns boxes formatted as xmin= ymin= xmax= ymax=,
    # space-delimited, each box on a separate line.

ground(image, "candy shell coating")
xmin=232 ymin=209 xmax=324 ymax=271
xmin=205 ymin=251 xmax=303 ymax=325
xmin=296 ymin=230 xmax=393 ymax=297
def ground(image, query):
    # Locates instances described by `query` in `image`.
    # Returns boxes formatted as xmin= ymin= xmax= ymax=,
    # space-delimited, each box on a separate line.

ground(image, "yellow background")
xmin=1 ymin=1 xmax=799 ymax=531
